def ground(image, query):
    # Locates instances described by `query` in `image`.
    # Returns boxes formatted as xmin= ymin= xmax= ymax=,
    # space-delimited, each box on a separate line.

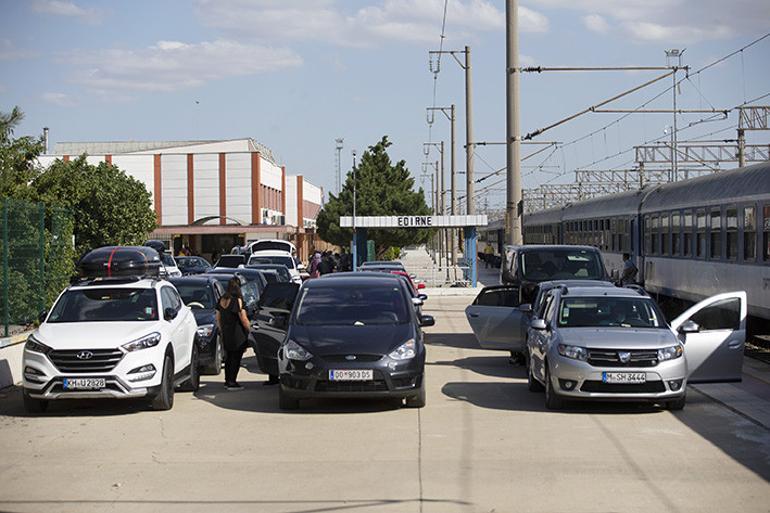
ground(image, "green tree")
xmin=33 ymin=156 xmax=157 ymax=256
xmin=317 ymin=136 xmax=432 ymax=256
xmin=0 ymin=106 xmax=43 ymax=199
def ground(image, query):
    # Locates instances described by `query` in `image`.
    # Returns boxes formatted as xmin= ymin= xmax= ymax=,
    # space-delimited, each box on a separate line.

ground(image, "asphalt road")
xmin=0 ymin=296 xmax=769 ymax=513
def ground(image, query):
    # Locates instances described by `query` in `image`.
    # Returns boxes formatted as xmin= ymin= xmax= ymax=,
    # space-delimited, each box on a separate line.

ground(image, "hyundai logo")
xmin=618 ymin=351 xmax=631 ymax=363
xmin=76 ymin=351 xmax=94 ymax=360
xmin=345 ymin=355 xmax=357 ymax=361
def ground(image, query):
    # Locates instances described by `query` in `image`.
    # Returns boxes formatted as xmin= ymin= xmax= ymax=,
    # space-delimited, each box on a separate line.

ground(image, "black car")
xmin=323 ymin=271 xmax=427 ymax=315
xmin=169 ymin=276 xmax=225 ymax=375
xmin=253 ymin=275 xmax=434 ymax=410
xmin=176 ymin=256 xmax=213 ymax=275
xmin=215 ymin=254 xmax=246 ymax=268
xmin=199 ymin=272 xmax=260 ymax=321
xmin=245 ymin=263 xmax=291 ymax=283
xmin=210 ymin=267 xmax=268 ymax=297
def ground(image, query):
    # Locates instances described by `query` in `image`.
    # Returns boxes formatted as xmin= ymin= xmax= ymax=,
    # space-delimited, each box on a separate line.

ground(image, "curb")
xmin=0 ymin=331 xmax=31 ymax=350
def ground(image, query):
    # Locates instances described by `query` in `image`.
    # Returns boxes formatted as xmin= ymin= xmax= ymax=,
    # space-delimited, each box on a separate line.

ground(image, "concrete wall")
xmin=0 ymin=335 xmax=27 ymax=390
xmin=225 ymin=153 xmax=252 ymax=224
xmin=193 ymin=153 xmax=219 ymax=222
xmin=160 ymin=154 xmax=187 ymax=225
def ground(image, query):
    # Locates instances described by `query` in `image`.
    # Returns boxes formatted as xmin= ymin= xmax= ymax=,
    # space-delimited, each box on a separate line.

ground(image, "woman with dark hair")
xmin=215 ymin=277 xmax=251 ymax=390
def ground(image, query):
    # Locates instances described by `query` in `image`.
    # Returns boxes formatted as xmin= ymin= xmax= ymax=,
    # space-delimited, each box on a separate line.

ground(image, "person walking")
xmin=309 ymin=251 xmax=322 ymax=278
xmin=216 ymin=277 xmax=251 ymax=390
xmin=620 ymin=253 xmax=638 ymax=286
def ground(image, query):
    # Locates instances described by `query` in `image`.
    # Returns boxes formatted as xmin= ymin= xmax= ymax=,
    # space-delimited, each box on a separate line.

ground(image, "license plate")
xmin=62 ymin=378 xmax=106 ymax=390
xmin=328 ymin=370 xmax=373 ymax=381
xmin=602 ymin=372 xmax=646 ymax=384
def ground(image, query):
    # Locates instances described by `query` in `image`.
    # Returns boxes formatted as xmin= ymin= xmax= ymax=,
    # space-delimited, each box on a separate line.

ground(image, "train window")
xmin=764 ymin=206 xmax=770 ymax=262
xmin=644 ymin=216 xmax=651 ymax=254
xmin=683 ymin=211 xmax=693 ymax=257
xmin=660 ymin=214 xmax=669 ymax=256
xmin=696 ymin=210 xmax=706 ymax=258
xmin=710 ymin=209 xmax=722 ymax=260
xmin=623 ymin=219 xmax=630 ymax=253
xmin=744 ymin=207 xmax=756 ymax=261
xmin=726 ymin=208 xmax=738 ymax=260
xmin=672 ymin=212 xmax=681 ymax=256
xmin=650 ymin=216 xmax=658 ymax=255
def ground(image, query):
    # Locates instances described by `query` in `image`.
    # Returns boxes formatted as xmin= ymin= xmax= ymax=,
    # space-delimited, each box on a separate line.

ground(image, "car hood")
xmin=191 ymin=309 xmax=215 ymax=326
xmin=36 ymin=321 xmax=164 ymax=350
xmin=558 ymin=328 xmax=678 ymax=349
xmin=289 ymin=323 xmax=414 ymax=356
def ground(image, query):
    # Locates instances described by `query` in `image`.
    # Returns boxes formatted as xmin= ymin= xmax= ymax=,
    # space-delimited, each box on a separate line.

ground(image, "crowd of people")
xmin=308 ymin=250 xmax=352 ymax=277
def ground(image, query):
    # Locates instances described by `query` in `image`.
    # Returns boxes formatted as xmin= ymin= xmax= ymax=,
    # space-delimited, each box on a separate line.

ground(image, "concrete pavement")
xmin=0 ymin=296 xmax=768 ymax=513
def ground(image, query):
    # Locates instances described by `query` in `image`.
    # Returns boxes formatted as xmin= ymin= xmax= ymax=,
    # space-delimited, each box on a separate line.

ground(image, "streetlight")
xmin=352 ymin=149 xmax=358 ymax=270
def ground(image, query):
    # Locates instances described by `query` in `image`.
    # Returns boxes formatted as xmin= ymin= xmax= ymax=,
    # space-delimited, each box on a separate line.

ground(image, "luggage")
xmin=78 ymin=246 xmax=163 ymax=278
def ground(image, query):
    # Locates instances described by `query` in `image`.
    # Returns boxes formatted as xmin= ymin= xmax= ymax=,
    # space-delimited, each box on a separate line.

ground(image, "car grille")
xmin=580 ymin=380 xmax=666 ymax=393
xmin=587 ymin=349 xmax=659 ymax=368
xmin=48 ymin=349 xmax=124 ymax=373
xmin=315 ymin=380 xmax=389 ymax=392
xmin=321 ymin=354 xmax=383 ymax=363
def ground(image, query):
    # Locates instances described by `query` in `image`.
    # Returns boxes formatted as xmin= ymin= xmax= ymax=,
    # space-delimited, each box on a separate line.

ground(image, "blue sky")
xmin=1 ymin=0 xmax=769 ymax=210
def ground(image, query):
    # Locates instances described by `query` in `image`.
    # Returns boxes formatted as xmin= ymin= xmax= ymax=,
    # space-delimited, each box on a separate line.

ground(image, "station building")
xmin=37 ymin=138 xmax=326 ymax=261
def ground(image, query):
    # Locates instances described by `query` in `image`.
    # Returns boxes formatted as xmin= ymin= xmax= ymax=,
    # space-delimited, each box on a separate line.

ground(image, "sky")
xmin=1 ymin=0 xmax=769 ymax=211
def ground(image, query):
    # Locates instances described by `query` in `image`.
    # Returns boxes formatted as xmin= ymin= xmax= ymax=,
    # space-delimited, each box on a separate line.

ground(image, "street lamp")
xmin=352 ymin=149 xmax=358 ymax=270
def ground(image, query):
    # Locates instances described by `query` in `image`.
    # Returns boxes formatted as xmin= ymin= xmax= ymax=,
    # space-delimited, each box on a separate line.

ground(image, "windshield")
xmin=48 ymin=288 xmax=159 ymax=322
xmin=177 ymin=257 xmax=209 ymax=270
xmin=216 ymin=255 xmax=244 ymax=268
xmin=173 ymin=283 xmax=214 ymax=309
xmin=248 ymin=265 xmax=291 ymax=281
xmin=520 ymin=250 xmax=603 ymax=281
xmin=248 ymin=256 xmax=294 ymax=269
xmin=161 ymin=253 xmax=176 ymax=267
xmin=558 ymin=297 xmax=665 ymax=328
xmin=296 ymin=285 xmax=409 ymax=326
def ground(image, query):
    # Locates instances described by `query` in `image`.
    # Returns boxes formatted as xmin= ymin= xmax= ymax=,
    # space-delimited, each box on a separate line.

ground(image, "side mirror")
xmin=417 ymin=293 xmax=428 ymax=301
xmin=678 ymin=320 xmax=700 ymax=334
xmin=38 ymin=310 xmax=49 ymax=324
xmin=164 ymin=307 xmax=177 ymax=321
xmin=519 ymin=303 xmax=533 ymax=313
xmin=411 ymin=297 xmax=424 ymax=307
xmin=531 ymin=318 xmax=548 ymax=331
xmin=419 ymin=315 xmax=435 ymax=327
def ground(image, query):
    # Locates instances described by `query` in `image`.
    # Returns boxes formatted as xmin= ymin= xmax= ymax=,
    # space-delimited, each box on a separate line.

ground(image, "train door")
xmin=632 ymin=215 xmax=642 ymax=283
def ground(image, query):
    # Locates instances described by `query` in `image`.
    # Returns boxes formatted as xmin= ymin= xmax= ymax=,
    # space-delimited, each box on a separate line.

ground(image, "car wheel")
xmin=23 ymin=391 xmax=48 ymax=414
xmin=151 ymin=355 xmax=175 ymax=411
xmin=180 ymin=345 xmax=200 ymax=392
xmin=544 ymin=363 xmax=564 ymax=411
xmin=203 ymin=337 xmax=223 ymax=376
xmin=405 ymin=383 xmax=426 ymax=408
xmin=527 ymin=357 xmax=544 ymax=392
xmin=278 ymin=386 xmax=299 ymax=410
xmin=666 ymin=394 xmax=686 ymax=411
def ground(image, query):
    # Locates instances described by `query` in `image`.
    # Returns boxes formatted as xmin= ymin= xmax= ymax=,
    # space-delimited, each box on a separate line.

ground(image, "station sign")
xmin=339 ymin=215 xmax=488 ymax=228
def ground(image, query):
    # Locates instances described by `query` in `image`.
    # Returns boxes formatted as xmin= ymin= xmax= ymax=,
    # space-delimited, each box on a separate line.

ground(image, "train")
xmin=478 ymin=161 xmax=770 ymax=324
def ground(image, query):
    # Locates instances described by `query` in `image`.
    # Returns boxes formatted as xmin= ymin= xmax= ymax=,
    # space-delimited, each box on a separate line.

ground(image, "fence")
xmin=0 ymin=198 xmax=74 ymax=337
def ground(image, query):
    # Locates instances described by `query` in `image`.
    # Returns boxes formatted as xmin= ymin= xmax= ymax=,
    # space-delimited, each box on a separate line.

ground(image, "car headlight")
xmin=196 ymin=324 xmax=215 ymax=339
xmin=122 ymin=332 xmax=162 ymax=352
xmin=25 ymin=335 xmax=51 ymax=355
xmin=389 ymin=339 xmax=417 ymax=360
xmin=557 ymin=344 xmax=588 ymax=361
xmin=284 ymin=340 xmax=313 ymax=361
xmin=657 ymin=345 xmax=683 ymax=361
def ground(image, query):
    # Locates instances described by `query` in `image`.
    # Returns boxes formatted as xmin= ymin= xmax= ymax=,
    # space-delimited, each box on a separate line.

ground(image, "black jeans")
xmin=224 ymin=346 xmax=245 ymax=385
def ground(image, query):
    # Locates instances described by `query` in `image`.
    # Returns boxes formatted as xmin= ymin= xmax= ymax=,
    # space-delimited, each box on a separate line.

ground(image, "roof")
xmin=249 ymin=250 xmax=293 ymax=257
xmin=70 ymin=277 xmax=160 ymax=290
xmin=306 ymin=275 xmax=403 ymax=288
xmin=514 ymin=244 xmax=600 ymax=253
xmin=563 ymin=286 xmax=646 ymax=298
xmin=322 ymin=271 xmax=401 ymax=279
xmin=168 ymin=276 xmax=216 ymax=284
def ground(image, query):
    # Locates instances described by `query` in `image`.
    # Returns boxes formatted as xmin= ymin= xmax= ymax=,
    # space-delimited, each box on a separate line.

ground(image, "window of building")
xmin=710 ymin=209 xmax=722 ymax=259
xmin=696 ymin=210 xmax=706 ymax=258
xmin=744 ymin=206 xmax=756 ymax=262
xmin=671 ymin=212 xmax=681 ymax=256
xmin=660 ymin=213 xmax=669 ymax=256
xmin=683 ymin=211 xmax=693 ymax=257
xmin=725 ymin=207 xmax=738 ymax=260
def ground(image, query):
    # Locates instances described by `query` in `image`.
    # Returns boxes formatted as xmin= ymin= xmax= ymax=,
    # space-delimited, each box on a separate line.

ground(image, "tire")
xmin=180 ymin=345 xmax=200 ymax=392
xmin=544 ymin=363 xmax=564 ymax=410
xmin=527 ymin=358 xmax=544 ymax=392
xmin=203 ymin=337 xmax=223 ymax=376
xmin=405 ymin=383 xmax=426 ymax=408
xmin=151 ymin=355 xmax=175 ymax=411
xmin=23 ymin=391 xmax=48 ymax=414
xmin=666 ymin=394 xmax=686 ymax=411
xmin=278 ymin=386 xmax=299 ymax=410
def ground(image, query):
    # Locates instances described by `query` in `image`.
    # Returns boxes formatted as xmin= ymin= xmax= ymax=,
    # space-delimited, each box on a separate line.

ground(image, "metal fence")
xmin=1 ymin=198 xmax=74 ymax=337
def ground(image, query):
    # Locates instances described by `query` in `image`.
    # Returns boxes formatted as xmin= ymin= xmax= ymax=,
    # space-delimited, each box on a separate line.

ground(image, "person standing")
xmin=216 ymin=277 xmax=251 ymax=390
xmin=620 ymin=253 xmax=638 ymax=286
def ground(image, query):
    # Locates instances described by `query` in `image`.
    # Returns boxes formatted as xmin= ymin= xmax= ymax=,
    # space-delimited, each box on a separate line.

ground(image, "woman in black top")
xmin=216 ymin=277 xmax=251 ymax=390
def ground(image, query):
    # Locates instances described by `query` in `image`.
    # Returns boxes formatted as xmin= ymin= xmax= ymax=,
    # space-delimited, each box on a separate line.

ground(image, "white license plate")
xmin=63 ymin=378 xmax=106 ymax=390
xmin=602 ymin=372 xmax=646 ymax=384
xmin=328 ymin=370 xmax=373 ymax=381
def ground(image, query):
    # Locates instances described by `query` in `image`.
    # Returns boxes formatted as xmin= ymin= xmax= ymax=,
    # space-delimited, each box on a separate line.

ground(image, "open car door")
xmin=464 ymin=285 xmax=528 ymax=351
xmin=670 ymin=291 xmax=746 ymax=383
xmin=252 ymin=282 xmax=300 ymax=378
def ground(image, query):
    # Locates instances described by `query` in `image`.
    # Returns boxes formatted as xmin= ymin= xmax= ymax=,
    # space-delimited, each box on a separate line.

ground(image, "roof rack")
xmin=72 ymin=275 xmax=159 ymax=287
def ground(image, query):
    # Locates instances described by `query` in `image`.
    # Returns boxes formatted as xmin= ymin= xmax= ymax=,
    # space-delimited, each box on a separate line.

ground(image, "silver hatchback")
xmin=526 ymin=285 xmax=747 ymax=410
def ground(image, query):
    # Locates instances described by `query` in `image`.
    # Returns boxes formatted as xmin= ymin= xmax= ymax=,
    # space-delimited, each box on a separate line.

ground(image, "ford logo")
xmin=345 ymin=355 xmax=357 ymax=361
xmin=76 ymin=351 xmax=94 ymax=360
xmin=618 ymin=351 xmax=631 ymax=363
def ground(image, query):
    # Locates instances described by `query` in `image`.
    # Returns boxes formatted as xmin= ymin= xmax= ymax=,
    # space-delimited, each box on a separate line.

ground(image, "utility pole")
xmin=352 ymin=149 xmax=357 ymax=270
xmin=506 ymin=0 xmax=523 ymax=244
xmin=334 ymin=138 xmax=344 ymax=194
xmin=465 ymin=46 xmax=474 ymax=215
xmin=450 ymin=104 xmax=456 ymax=268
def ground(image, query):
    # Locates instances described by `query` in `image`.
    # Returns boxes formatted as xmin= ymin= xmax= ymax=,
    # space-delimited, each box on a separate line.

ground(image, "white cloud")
xmin=32 ymin=0 xmax=103 ymax=23
xmin=531 ymin=0 xmax=769 ymax=43
xmin=62 ymin=39 xmax=302 ymax=93
xmin=195 ymin=0 xmax=548 ymax=46
xmin=42 ymin=92 xmax=77 ymax=106
xmin=0 ymin=39 xmax=37 ymax=61
xmin=582 ymin=14 xmax=609 ymax=34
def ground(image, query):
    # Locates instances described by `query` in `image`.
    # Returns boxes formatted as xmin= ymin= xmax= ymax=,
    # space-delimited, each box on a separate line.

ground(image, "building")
xmin=37 ymin=138 xmax=327 ymax=261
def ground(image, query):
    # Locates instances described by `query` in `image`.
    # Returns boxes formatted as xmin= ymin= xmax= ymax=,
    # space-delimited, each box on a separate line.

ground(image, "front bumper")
xmin=549 ymin=354 xmax=686 ymax=402
xmin=24 ymin=376 xmax=160 ymax=400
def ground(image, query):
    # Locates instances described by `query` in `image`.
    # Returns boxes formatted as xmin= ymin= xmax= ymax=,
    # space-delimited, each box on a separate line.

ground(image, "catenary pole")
xmin=465 ymin=46 xmax=474 ymax=215
xmin=506 ymin=0 xmax=523 ymax=244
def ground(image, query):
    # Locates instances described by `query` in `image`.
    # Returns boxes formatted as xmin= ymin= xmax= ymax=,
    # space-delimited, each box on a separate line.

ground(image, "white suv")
xmin=247 ymin=250 xmax=302 ymax=284
xmin=22 ymin=276 xmax=199 ymax=412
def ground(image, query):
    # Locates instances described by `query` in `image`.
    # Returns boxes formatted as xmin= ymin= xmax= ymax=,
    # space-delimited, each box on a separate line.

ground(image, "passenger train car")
xmin=480 ymin=162 xmax=770 ymax=324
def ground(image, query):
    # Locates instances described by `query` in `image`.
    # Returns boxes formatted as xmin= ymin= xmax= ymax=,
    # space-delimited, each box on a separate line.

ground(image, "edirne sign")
xmin=339 ymin=215 xmax=488 ymax=228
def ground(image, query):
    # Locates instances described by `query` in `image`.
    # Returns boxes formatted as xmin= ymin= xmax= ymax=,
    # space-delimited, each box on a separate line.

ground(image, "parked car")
xmin=210 ymin=267 xmax=268 ymax=297
xmin=168 ymin=276 xmax=225 ymax=375
xmin=22 ymin=246 xmax=199 ymax=413
xmin=360 ymin=260 xmax=406 ymax=272
xmin=323 ymin=271 xmax=427 ymax=315
xmin=248 ymin=251 xmax=302 ymax=284
xmin=526 ymin=284 xmax=746 ymax=410
xmin=215 ymin=254 xmax=246 ymax=268
xmin=245 ymin=263 xmax=292 ymax=283
xmin=247 ymin=239 xmax=296 ymax=256
xmin=200 ymin=272 xmax=261 ymax=321
xmin=176 ymin=256 xmax=213 ymax=276
xmin=254 ymin=275 xmax=434 ymax=410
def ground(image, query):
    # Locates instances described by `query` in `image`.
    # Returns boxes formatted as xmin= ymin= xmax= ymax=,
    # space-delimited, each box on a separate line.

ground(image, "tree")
xmin=33 ymin=156 xmax=157 ymax=256
xmin=317 ymin=136 xmax=432 ymax=256
xmin=0 ymin=106 xmax=43 ymax=199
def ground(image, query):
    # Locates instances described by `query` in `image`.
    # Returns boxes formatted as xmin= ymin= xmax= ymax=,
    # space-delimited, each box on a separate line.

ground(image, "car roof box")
xmin=78 ymin=246 xmax=162 ymax=279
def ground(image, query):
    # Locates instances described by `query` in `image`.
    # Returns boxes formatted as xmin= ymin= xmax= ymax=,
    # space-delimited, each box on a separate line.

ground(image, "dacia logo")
xmin=76 ymin=351 xmax=94 ymax=360
xmin=618 ymin=351 xmax=631 ymax=364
